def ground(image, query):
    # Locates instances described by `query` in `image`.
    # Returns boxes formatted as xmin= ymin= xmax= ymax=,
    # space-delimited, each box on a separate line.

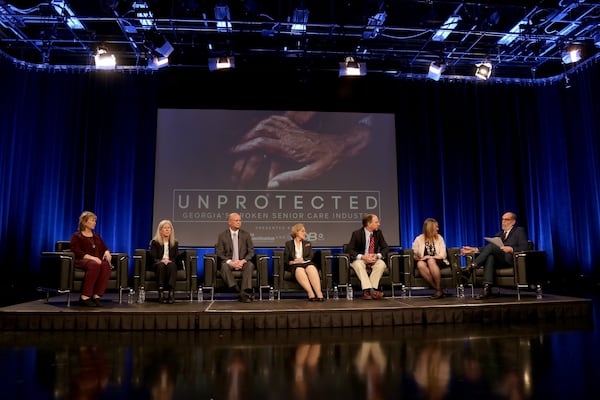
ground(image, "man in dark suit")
xmin=461 ymin=211 xmax=529 ymax=299
xmin=216 ymin=212 xmax=256 ymax=302
xmin=347 ymin=213 xmax=390 ymax=300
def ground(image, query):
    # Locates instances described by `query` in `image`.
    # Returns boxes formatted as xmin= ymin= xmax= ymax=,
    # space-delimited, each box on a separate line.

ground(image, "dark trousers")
xmin=78 ymin=259 xmax=112 ymax=297
xmin=219 ymin=261 xmax=255 ymax=291
xmin=475 ymin=244 xmax=512 ymax=285
xmin=156 ymin=261 xmax=177 ymax=290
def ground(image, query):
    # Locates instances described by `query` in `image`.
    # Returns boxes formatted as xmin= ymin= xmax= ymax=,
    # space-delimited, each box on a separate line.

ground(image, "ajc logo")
xmin=306 ymin=232 xmax=325 ymax=241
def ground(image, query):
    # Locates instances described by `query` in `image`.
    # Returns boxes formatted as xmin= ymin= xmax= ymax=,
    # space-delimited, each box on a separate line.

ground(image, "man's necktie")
xmin=232 ymin=232 xmax=239 ymax=261
xmin=367 ymin=233 xmax=375 ymax=267
xmin=503 ymin=231 xmax=509 ymax=242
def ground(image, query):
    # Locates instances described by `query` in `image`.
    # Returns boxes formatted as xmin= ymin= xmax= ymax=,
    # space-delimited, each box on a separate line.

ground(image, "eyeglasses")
xmin=501 ymin=218 xmax=513 ymax=221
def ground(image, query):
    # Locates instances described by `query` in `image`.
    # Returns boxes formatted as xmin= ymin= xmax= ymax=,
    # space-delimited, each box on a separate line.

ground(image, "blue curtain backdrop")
xmin=1 ymin=56 xmax=599 ymax=301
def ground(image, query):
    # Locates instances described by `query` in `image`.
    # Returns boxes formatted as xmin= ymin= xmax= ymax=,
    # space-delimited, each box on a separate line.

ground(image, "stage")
xmin=0 ymin=288 xmax=593 ymax=331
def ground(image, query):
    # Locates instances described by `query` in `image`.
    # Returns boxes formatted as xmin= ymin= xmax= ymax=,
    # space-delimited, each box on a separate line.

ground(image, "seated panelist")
xmin=283 ymin=223 xmax=325 ymax=301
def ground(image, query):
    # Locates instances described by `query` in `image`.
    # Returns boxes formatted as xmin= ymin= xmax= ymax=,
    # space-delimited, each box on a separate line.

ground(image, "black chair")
xmin=336 ymin=244 xmax=403 ymax=297
xmin=202 ymin=248 xmax=269 ymax=300
xmin=467 ymin=241 xmax=548 ymax=300
xmin=271 ymin=249 xmax=332 ymax=299
xmin=398 ymin=248 xmax=457 ymax=297
xmin=38 ymin=241 xmax=129 ymax=307
xmin=132 ymin=248 xmax=197 ymax=302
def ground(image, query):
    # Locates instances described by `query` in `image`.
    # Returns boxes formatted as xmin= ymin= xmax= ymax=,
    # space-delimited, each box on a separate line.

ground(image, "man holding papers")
xmin=461 ymin=212 xmax=529 ymax=299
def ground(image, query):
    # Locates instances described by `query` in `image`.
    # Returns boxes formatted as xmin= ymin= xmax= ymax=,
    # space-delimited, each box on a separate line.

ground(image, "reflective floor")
xmin=1 ymin=292 xmax=598 ymax=400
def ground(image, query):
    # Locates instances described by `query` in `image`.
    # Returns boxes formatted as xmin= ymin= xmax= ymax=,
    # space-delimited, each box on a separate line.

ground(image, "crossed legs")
xmin=416 ymin=258 xmax=442 ymax=296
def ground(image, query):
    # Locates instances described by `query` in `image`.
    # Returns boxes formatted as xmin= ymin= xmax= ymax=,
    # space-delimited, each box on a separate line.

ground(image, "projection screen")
xmin=154 ymin=109 xmax=399 ymax=247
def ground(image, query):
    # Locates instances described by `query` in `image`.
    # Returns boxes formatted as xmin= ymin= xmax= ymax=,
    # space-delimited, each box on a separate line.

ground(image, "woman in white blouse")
xmin=149 ymin=219 xmax=179 ymax=304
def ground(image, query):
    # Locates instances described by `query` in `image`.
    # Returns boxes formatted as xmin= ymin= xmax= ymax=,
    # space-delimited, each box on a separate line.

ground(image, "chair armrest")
xmin=272 ymin=251 xmax=283 ymax=290
xmin=337 ymin=253 xmax=351 ymax=285
xmin=40 ymin=251 xmax=75 ymax=292
xmin=111 ymin=252 xmax=129 ymax=289
xmin=133 ymin=249 xmax=146 ymax=291
xmin=513 ymin=250 xmax=548 ymax=286
xmin=203 ymin=253 xmax=218 ymax=287
xmin=387 ymin=251 xmax=402 ymax=283
xmin=188 ymin=253 xmax=199 ymax=292
xmin=317 ymin=249 xmax=332 ymax=292
xmin=255 ymin=253 xmax=269 ymax=287
xmin=399 ymin=249 xmax=414 ymax=287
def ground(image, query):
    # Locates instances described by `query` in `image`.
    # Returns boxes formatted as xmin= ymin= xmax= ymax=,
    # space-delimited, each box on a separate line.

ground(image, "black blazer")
xmin=283 ymin=239 xmax=315 ymax=271
xmin=347 ymin=228 xmax=389 ymax=261
xmin=148 ymin=239 xmax=179 ymax=268
xmin=494 ymin=226 xmax=529 ymax=265
xmin=216 ymin=229 xmax=255 ymax=263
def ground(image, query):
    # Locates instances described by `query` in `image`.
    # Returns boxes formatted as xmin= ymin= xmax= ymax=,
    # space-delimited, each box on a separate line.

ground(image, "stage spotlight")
xmin=208 ymin=56 xmax=235 ymax=71
xmin=339 ymin=57 xmax=366 ymax=77
xmin=94 ymin=47 xmax=116 ymax=69
xmin=155 ymin=38 xmax=174 ymax=57
xmin=149 ymin=56 xmax=169 ymax=69
xmin=475 ymin=61 xmax=492 ymax=80
xmin=562 ymin=45 xmax=582 ymax=64
xmin=427 ymin=61 xmax=445 ymax=81
xmin=291 ymin=8 xmax=309 ymax=35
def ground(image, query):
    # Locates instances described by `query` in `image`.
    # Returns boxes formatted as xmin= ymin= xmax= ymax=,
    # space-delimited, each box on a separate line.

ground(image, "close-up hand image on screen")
xmin=154 ymin=109 xmax=399 ymax=247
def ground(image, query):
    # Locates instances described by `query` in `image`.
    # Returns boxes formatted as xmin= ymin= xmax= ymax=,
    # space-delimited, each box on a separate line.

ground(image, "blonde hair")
xmin=78 ymin=211 xmax=97 ymax=231
xmin=422 ymin=218 xmax=439 ymax=240
xmin=153 ymin=219 xmax=176 ymax=247
xmin=290 ymin=223 xmax=305 ymax=239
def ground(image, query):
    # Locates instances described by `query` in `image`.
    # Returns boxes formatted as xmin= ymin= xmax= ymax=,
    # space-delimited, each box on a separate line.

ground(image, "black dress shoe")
xmin=79 ymin=297 xmax=97 ymax=307
xmin=309 ymin=297 xmax=317 ymax=302
xmin=92 ymin=297 xmax=103 ymax=307
xmin=168 ymin=290 xmax=175 ymax=304
xmin=238 ymin=293 xmax=252 ymax=303
xmin=476 ymin=284 xmax=492 ymax=299
xmin=317 ymin=297 xmax=325 ymax=302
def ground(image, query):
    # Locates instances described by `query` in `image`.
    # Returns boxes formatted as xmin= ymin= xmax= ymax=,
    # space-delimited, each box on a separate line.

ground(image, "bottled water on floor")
xmin=197 ymin=286 xmax=203 ymax=302
xmin=333 ymin=286 xmax=339 ymax=300
xmin=458 ymin=284 xmax=465 ymax=298
xmin=269 ymin=286 xmax=275 ymax=301
xmin=127 ymin=289 xmax=134 ymax=304
xmin=347 ymin=285 xmax=353 ymax=300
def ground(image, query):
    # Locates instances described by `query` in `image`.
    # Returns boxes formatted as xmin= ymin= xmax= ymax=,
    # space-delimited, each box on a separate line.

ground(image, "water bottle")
xmin=127 ymin=288 xmax=134 ymax=304
xmin=197 ymin=286 xmax=203 ymax=302
xmin=400 ymin=285 xmax=407 ymax=299
xmin=536 ymin=284 xmax=542 ymax=299
xmin=268 ymin=286 xmax=275 ymax=301
xmin=333 ymin=286 xmax=339 ymax=300
xmin=138 ymin=287 xmax=145 ymax=304
xmin=458 ymin=283 xmax=465 ymax=298
xmin=346 ymin=285 xmax=353 ymax=300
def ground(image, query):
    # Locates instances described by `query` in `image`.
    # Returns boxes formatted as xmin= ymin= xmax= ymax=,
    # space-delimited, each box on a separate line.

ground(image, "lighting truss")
xmin=291 ymin=8 xmax=309 ymax=35
xmin=51 ymin=0 xmax=84 ymax=30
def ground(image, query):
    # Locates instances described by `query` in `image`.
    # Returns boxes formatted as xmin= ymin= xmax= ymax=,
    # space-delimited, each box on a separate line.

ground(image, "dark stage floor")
xmin=0 ymin=286 xmax=593 ymax=331
xmin=1 ymin=286 xmax=598 ymax=399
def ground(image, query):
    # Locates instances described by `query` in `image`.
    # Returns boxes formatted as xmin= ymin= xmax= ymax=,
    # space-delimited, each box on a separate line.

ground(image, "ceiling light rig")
xmin=427 ymin=61 xmax=445 ymax=81
xmin=290 ymin=8 xmax=309 ymax=35
xmin=94 ymin=47 xmax=116 ymax=69
xmin=339 ymin=56 xmax=366 ymax=77
xmin=475 ymin=60 xmax=493 ymax=80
